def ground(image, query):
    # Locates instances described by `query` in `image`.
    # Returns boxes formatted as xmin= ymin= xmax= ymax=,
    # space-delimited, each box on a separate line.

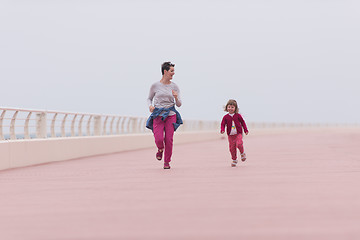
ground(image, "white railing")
xmin=0 ymin=107 xmax=220 ymax=140
xmin=247 ymin=122 xmax=360 ymax=129
xmin=2 ymin=107 xmax=357 ymax=141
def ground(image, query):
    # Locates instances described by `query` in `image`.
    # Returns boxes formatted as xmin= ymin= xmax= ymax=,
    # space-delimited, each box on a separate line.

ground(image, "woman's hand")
xmin=149 ymin=105 xmax=155 ymax=113
xmin=220 ymin=131 xmax=225 ymax=134
xmin=172 ymin=90 xmax=178 ymax=99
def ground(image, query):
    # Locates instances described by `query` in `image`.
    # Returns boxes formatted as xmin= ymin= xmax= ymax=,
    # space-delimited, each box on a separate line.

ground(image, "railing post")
xmin=61 ymin=114 xmax=68 ymax=137
xmin=71 ymin=114 xmax=77 ymax=137
xmin=116 ymin=117 xmax=121 ymax=134
xmin=24 ymin=112 xmax=32 ymax=139
xmin=10 ymin=111 xmax=19 ymax=140
xmin=131 ymin=117 xmax=137 ymax=133
xmin=94 ymin=115 xmax=102 ymax=136
xmin=102 ymin=116 xmax=109 ymax=135
xmin=36 ymin=112 xmax=47 ymax=138
xmin=78 ymin=115 xmax=85 ymax=137
xmin=51 ymin=113 xmax=58 ymax=137
xmin=0 ymin=110 xmax=6 ymax=140
xmin=87 ymin=116 xmax=93 ymax=136
xmin=199 ymin=121 xmax=204 ymax=131
xmin=110 ymin=117 xmax=115 ymax=135
xmin=122 ymin=117 xmax=129 ymax=134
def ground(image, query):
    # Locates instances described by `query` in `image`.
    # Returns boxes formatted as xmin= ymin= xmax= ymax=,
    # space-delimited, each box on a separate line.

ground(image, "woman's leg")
xmin=163 ymin=115 xmax=176 ymax=163
xmin=153 ymin=116 xmax=165 ymax=151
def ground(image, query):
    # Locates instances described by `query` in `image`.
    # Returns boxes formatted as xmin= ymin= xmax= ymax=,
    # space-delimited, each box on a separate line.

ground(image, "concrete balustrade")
xmin=0 ymin=108 xmax=222 ymax=140
xmin=0 ymin=108 xmax=145 ymax=140
xmin=0 ymin=107 xmax=221 ymax=171
xmin=2 ymin=107 xmax=357 ymax=140
xmin=1 ymin=107 xmax=358 ymax=171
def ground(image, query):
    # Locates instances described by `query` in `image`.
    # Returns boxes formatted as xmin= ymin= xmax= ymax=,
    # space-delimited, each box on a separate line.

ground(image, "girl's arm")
xmin=220 ymin=116 xmax=226 ymax=134
xmin=239 ymin=114 xmax=249 ymax=134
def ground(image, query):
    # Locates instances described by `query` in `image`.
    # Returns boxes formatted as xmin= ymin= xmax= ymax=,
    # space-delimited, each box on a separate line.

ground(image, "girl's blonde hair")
xmin=224 ymin=99 xmax=239 ymax=113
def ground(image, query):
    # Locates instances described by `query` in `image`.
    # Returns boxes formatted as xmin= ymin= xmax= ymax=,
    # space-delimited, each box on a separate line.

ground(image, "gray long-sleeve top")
xmin=147 ymin=81 xmax=182 ymax=116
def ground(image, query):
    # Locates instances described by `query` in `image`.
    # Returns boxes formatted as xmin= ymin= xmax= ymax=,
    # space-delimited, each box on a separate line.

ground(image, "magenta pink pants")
xmin=228 ymin=133 xmax=244 ymax=160
xmin=153 ymin=115 xmax=176 ymax=163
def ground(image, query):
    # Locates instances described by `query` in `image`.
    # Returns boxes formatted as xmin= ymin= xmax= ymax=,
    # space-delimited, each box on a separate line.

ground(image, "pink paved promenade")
xmin=1 ymin=128 xmax=360 ymax=240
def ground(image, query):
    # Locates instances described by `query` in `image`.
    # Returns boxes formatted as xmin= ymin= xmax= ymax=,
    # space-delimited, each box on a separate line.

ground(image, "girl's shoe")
xmin=231 ymin=159 xmax=238 ymax=167
xmin=241 ymin=152 xmax=247 ymax=162
xmin=156 ymin=149 xmax=163 ymax=161
xmin=164 ymin=163 xmax=171 ymax=169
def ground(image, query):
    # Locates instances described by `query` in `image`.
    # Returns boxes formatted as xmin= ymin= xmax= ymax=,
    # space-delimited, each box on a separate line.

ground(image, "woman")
xmin=146 ymin=62 xmax=183 ymax=169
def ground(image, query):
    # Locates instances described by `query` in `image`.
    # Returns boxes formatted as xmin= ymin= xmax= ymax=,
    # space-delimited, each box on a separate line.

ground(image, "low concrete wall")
xmin=0 ymin=131 xmax=220 ymax=171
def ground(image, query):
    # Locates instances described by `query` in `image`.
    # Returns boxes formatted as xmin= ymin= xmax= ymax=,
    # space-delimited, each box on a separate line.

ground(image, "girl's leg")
xmin=153 ymin=116 xmax=165 ymax=151
xmin=236 ymin=134 xmax=244 ymax=153
xmin=228 ymin=135 xmax=237 ymax=160
xmin=236 ymin=134 xmax=247 ymax=161
xmin=163 ymin=115 xmax=176 ymax=163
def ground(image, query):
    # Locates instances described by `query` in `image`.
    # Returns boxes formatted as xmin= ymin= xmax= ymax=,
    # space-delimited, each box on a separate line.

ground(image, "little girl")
xmin=220 ymin=99 xmax=249 ymax=167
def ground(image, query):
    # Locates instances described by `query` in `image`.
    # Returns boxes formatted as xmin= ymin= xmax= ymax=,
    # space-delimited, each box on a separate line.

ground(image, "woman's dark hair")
xmin=161 ymin=61 xmax=175 ymax=75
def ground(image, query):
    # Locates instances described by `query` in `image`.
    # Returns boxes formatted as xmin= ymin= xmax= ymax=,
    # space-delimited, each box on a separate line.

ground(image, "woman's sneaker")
xmin=164 ymin=163 xmax=171 ymax=169
xmin=241 ymin=152 xmax=247 ymax=162
xmin=231 ymin=159 xmax=238 ymax=167
xmin=156 ymin=149 xmax=163 ymax=161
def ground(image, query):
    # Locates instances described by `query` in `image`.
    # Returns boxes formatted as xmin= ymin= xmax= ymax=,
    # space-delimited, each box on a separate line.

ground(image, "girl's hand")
xmin=172 ymin=90 xmax=178 ymax=99
xmin=221 ymin=131 xmax=225 ymax=134
xmin=245 ymin=131 xmax=249 ymax=135
xmin=149 ymin=105 xmax=155 ymax=113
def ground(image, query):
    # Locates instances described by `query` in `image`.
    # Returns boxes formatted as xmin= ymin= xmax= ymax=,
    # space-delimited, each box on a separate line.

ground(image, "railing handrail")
xmin=0 ymin=107 xmax=220 ymax=141
xmin=0 ymin=107 xmax=138 ymax=118
xmin=1 ymin=107 xmax=358 ymax=141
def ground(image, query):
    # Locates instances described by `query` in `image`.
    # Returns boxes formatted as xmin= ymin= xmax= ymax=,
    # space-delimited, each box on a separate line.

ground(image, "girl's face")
xmin=164 ymin=66 xmax=175 ymax=80
xmin=227 ymin=104 xmax=236 ymax=114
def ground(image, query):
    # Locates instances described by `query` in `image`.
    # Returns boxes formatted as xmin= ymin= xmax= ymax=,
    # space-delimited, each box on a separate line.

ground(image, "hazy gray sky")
xmin=1 ymin=0 xmax=359 ymax=124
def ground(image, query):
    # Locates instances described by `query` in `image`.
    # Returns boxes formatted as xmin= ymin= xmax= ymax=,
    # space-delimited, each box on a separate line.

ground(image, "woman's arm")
xmin=172 ymin=83 xmax=182 ymax=107
xmin=147 ymin=84 xmax=156 ymax=112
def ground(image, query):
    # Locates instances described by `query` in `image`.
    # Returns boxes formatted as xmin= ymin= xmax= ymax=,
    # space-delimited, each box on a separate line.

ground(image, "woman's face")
xmin=165 ymin=66 xmax=175 ymax=80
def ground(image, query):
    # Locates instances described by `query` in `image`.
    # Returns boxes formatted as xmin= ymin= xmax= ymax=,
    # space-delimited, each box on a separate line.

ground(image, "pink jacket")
xmin=221 ymin=113 xmax=248 ymax=136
